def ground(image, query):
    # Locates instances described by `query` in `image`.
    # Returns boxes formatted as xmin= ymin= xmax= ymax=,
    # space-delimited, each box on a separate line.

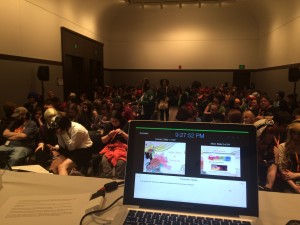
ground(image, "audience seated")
xmin=48 ymin=115 xmax=93 ymax=175
xmin=24 ymin=91 xmax=43 ymax=120
xmin=80 ymin=100 xmax=94 ymax=130
xmin=242 ymin=110 xmax=257 ymax=124
xmin=34 ymin=108 xmax=59 ymax=169
xmin=175 ymin=103 xmax=198 ymax=122
xmin=273 ymin=90 xmax=288 ymax=112
xmin=66 ymin=102 xmax=91 ymax=131
xmin=286 ymin=93 xmax=299 ymax=115
xmin=99 ymin=110 xmax=128 ymax=179
xmin=2 ymin=83 xmax=299 ymax=195
xmin=248 ymin=96 xmax=260 ymax=117
xmin=0 ymin=107 xmax=38 ymax=167
xmin=202 ymin=102 xmax=225 ymax=123
xmin=45 ymin=90 xmax=62 ymax=111
xmin=0 ymin=101 xmax=16 ymax=145
xmin=203 ymin=94 xmax=226 ymax=120
xmin=278 ymin=119 xmax=300 ymax=193
xmin=122 ymin=98 xmax=135 ymax=121
xmin=257 ymin=95 xmax=277 ymax=120
xmin=225 ymin=109 xmax=242 ymax=123
xmin=255 ymin=119 xmax=282 ymax=191
xmin=32 ymin=106 xmax=44 ymax=128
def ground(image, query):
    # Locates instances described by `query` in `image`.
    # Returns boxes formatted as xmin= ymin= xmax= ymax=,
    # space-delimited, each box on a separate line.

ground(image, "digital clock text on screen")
xmin=175 ymin=132 xmax=204 ymax=139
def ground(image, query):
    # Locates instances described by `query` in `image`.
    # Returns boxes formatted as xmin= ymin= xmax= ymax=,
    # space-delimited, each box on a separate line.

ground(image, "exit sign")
xmin=239 ymin=65 xmax=245 ymax=69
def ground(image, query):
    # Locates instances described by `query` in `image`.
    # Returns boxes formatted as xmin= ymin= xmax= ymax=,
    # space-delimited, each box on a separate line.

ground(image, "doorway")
xmin=233 ymin=70 xmax=251 ymax=90
xmin=61 ymin=27 xmax=104 ymax=101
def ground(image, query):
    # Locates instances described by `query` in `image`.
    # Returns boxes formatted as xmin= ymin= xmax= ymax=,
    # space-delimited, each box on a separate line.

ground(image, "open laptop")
xmin=112 ymin=120 xmax=258 ymax=225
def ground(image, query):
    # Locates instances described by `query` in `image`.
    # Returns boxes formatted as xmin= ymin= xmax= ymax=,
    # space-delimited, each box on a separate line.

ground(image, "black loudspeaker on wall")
xmin=288 ymin=67 xmax=300 ymax=82
xmin=37 ymin=66 xmax=49 ymax=81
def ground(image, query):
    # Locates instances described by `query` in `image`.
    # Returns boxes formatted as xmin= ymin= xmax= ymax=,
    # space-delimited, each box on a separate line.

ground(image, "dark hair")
xmin=27 ymin=91 xmax=39 ymax=100
xmin=67 ymin=103 xmax=80 ymax=114
xmin=191 ymin=81 xmax=201 ymax=90
xmin=160 ymin=79 xmax=169 ymax=86
xmin=51 ymin=115 xmax=71 ymax=131
xmin=81 ymin=100 xmax=93 ymax=112
xmin=80 ymin=93 xmax=87 ymax=99
xmin=111 ymin=110 xmax=124 ymax=121
xmin=43 ymin=99 xmax=54 ymax=106
xmin=110 ymin=110 xmax=127 ymax=128
xmin=226 ymin=109 xmax=242 ymax=123
xmin=175 ymin=103 xmax=197 ymax=121
xmin=214 ymin=94 xmax=224 ymax=104
xmin=259 ymin=95 xmax=271 ymax=104
xmin=142 ymin=78 xmax=150 ymax=91
xmin=277 ymin=91 xmax=285 ymax=99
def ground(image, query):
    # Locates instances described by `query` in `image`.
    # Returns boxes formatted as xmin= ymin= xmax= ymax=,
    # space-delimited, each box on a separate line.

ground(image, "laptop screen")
xmin=124 ymin=121 xmax=258 ymax=217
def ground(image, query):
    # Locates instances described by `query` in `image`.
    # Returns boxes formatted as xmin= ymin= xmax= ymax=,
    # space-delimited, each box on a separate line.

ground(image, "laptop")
xmin=112 ymin=120 xmax=258 ymax=225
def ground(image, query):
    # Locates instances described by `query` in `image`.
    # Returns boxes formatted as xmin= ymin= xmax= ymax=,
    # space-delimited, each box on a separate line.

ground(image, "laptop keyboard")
xmin=123 ymin=209 xmax=252 ymax=225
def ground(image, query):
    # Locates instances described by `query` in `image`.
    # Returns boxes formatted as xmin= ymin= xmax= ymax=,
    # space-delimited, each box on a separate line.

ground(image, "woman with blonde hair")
xmin=35 ymin=107 xmax=59 ymax=169
xmin=278 ymin=119 xmax=300 ymax=193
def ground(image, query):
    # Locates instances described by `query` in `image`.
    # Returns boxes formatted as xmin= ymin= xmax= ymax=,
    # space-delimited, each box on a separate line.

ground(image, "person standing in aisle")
xmin=156 ymin=79 xmax=171 ymax=121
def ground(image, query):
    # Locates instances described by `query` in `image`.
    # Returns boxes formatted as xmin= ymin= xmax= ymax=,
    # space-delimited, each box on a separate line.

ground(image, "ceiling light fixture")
xmin=126 ymin=0 xmax=237 ymax=8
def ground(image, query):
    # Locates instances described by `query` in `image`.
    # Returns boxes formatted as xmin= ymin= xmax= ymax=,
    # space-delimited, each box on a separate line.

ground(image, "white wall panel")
xmin=106 ymin=39 xmax=257 ymax=69
xmin=251 ymin=69 xmax=297 ymax=100
xmin=257 ymin=17 xmax=300 ymax=68
xmin=0 ymin=0 xmax=22 ymax=56
xmin=105 ymin=5 xmax=258 ymax=69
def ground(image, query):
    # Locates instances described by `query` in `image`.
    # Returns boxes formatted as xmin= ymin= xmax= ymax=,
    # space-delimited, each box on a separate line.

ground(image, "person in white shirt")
xmin=48 ymin=115 xmax=93 ymax=175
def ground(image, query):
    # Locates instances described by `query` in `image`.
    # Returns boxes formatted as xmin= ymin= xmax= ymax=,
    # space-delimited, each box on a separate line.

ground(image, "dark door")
xmin=89 ymin=60 xmax=104 ymax=100
xmin=61 ymin=27 xmax=104 ymax=101
xmin=63 ymin=55 xmax=84 ymax=99
xmin=233 ymin=70 xmax=251 ymax=90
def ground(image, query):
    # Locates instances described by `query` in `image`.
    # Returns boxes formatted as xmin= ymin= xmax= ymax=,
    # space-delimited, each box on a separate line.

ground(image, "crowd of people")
xmin=1 ymin=78 xmax=300 ymax=193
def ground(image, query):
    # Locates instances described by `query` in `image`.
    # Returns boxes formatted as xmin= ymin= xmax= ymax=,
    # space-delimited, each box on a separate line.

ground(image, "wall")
xmin=251 ymin=69 xmax=298 ymax=101
xmin=0 ymin=0 xmax=106 ymax=116
xmin=105 ymin=70 xmax=233 ymax=90
xmin=104 ymin=3 xmax=258 ymax=69
xmin=0 ymin=0 xmax=106 ymax=61
xmin=0 ymin=59 xmax=63 ymax=108
xmin=248 ymin=0 xmax=300 ymax=68
xmin=1 ymin=0 xmax=300 ymax=117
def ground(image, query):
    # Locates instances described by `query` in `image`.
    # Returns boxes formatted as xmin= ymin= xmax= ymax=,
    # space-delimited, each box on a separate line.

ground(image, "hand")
xmin=108 ymin=129 xmax=119 ymax=137
xmin=55 ymin=128 xmax=66 ymax=135
xmin=256 ymin=115 xmax=264 ymax=120
xmin=92 ymin=110 xmax=99 ymax=117
xmin=47 ymin=144 xmax=59 ymax=152
xmin=35 ymin=143 xmax=44 ymax=152
xmin=293 ymin=184 xmax=300 ymax=194
xmin=115 ymin=128 xmax=122 ymax=134
xmin=281 ymin=169 xmax=298 ymax=180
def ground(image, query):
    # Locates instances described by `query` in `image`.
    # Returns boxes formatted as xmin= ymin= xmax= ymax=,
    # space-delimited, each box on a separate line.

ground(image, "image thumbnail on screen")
xmin=144 ymin=141 xmax=186 ymax=175
xmin=200 ymin=145 xmax=241 ymax=177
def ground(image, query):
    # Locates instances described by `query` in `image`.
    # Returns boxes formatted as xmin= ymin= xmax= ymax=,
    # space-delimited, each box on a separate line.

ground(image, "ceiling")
xmin=126 ymin=0 xmax=238 ymax=7
xmin=25 ymin=0 xmax=300 ymax=42
xmin=127 ymin=0 xmax=237 ymax=3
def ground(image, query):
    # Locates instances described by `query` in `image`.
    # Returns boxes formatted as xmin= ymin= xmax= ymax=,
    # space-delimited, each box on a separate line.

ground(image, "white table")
xmin=0 ymin=169 xmax=299 ymax=225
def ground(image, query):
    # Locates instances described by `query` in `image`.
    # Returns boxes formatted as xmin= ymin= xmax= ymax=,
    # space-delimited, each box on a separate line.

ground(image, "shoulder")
xmin=71 ymin=121 xmax=87 ymax=132
xmin=26 ymin=120 xmax=38 ymax=128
